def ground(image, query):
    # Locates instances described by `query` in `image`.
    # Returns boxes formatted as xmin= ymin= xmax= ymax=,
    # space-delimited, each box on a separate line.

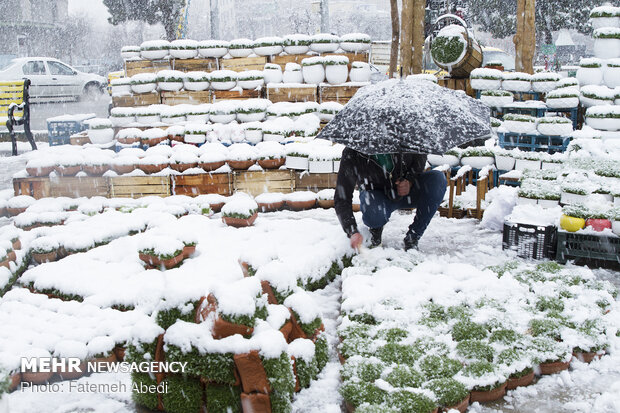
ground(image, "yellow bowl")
xmin=560 ymin=214 xmax=585 ymax=232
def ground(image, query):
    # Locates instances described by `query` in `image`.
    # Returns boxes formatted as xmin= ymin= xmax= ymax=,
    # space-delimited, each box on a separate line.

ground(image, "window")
xmin=22 ymin=61 xmax=46 ymax=75
xmin=47 ymin=61 xmax=74 ymax=76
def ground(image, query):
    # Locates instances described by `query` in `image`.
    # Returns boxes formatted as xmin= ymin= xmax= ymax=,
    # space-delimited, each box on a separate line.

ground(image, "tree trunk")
xmin=412 ymin=0 xmax=426 ymax=74
xmin=513 ymin=0 xmax=525 ymax=72
xmin=522 ymin=0 xmax=536 ymax=74
xmin=164 ymin=16 xmax=177 ymax=41
xmin=400 ymin=0 xmax=414 ymax=76
xmin=389 ymin=0 xmax=400 ymax=78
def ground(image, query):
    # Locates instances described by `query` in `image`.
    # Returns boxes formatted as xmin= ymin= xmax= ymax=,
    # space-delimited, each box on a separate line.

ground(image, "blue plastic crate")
xmin=46 ymin=114 xmax=96 ymax=146
xmin=498 ymin=132 xmax=570 ymax=154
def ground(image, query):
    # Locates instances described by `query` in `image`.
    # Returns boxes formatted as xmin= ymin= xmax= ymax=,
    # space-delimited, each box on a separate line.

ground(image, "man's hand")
xmin=396 ymin=179 xmax=411 ymax=197
xmin=350 ymin=232 xmax=363 ymax=251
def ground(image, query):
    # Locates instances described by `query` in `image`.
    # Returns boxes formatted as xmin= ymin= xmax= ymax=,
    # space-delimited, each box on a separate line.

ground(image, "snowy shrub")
xmin=423 ymin=378 xmax=469 ymax=407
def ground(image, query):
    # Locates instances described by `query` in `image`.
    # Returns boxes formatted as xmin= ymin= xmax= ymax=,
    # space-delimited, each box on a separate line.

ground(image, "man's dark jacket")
xmin=335 ymin=148 xmax=427 ymax=237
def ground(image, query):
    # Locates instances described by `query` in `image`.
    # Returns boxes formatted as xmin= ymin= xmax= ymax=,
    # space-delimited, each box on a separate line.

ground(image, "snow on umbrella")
xmin=317 ymin=78 xmax=491 ymax=155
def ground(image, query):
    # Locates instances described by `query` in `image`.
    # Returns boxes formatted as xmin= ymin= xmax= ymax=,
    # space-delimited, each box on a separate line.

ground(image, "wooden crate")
xmin=266 ymin=85 xmax=318 ymax=103
xmin=109 ymin=176 xmax=170 ymax=198
xmin=233 ymin=170 xmax=294 ymax=196
xmin=437 ymin=77 xmax=475 ymax=98
xmin=161 ymin=90 xmax=212 ymax=105
xmin=70 ymin=132 xmax=91 ymax=146
xmin=49 ymin=176 xmax=109 ymax=198
xmin=270 ymin=54 xmax=310 ymax=70
xmin=294 ymin=172 xmax=338 ymax=191
xmin=171 ymin=173 xmax=231 ymax=196
xmin=171 ymin=58 xmax=218 ymax=72
xmin=219 ymin=56 xmax=268 ymax=72
xmin=318 ymin=84 xmax=363 ymax=104
xmin=112 ymin=93 xmax=161 ymax=108
xmin=212 ymin=88 xmax=263 ymax=101
xmin=13 ymin=177 xmax=51 ymax=199
xmin=125 ymin=60 xmax=171 ymax=77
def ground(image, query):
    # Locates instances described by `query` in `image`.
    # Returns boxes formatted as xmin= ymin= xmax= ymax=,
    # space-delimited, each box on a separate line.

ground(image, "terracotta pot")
xmin=234 ymin=351 xmax=271 ymax=393
xmin=222 ymin=212 xmax=258 ymax=228
xmin=12 ymin=239 xmax=21 ymax=250
xmin=182 ymin=245 xmax=196 ymax=258
xmin=506 ymin=370 xmax=535 ymax=390
xmin=7 ymin=207 xmax=27 ymax=216
xmin=139 ymin=253 xmax=160 ymax=267
xmin=469 ymin=382 xmax=507 ymax=403
xmin=112 ymin=164 xmax=136 ymax=174
xmin=0 ymin=259 xmax=10 ymax=269
xmin=257 ymin=158 xmax=285 ymax=169
xmin=58 ymin=361 xmax=87 ymax=380
xmin=26 ymin=166 xmax=55 ymax=177
xmin=241 ymin=393 xmax=271 ymax=413
xmin=352 ymin=203 xmax=361 ymax=212
xmin=144 ymin=137 xmax=168 ymax=146
xmin=539 ymin=360 xmax=570 ymax=375
xmin=161 ymin=253 xmax=185 ymax=269
xmin=485 ymin=65 xmax=504 ymax=71
xmin=209 ymin=202 xmax=225 ymax=213
xmin=169 ymin=162 xmax=197 ymax=172
xmin=286 ymin=199 xmax=316 ymax=211
xmin=442 ymin=396 xmax=469 ymax=413
xmin=317 ymin=199 xmax=334 ymax=209
xmin=83 ymin=165 xmax=110 ymax=176
xmin=117 ymin=137 xmax=140 ymax=145
xmin=55 ymin=165 xmax=82 ymax=176
xmin=261 ymin=280 xmax=278 ymax=304
xmin=212 ymin=316 xmax=254 ymax=339
xmin=9 ymin=372 xmax=21 ymax=391
xmin=258 ymin=201 xmax=284 ymax=212
xmin=227 ymin=159 xmax=256 ymax=170
xmin=585 ymin=218 xmax=612 ymax=232
xmin=113 ymin=346 xmax=126 ymax=362
xmin=21 ymin=370 xmax=54 ymax=384
xmin=138 ymin=163 xmax=167 ymax=174
xmin=139 ymin=252 xmax=184 ymax=269
xmin=7 ymin=250 xmax=16 ymax=262
xmin=198 ymin=161 xmax=226 ymax=171
xmin=88 ymin=353 xmax=118 ymax=373
xmin=573 ymin=351 xmax=603 ymax=364
xmin=169 ymin=134 xmax=184 ymax=142
xmin=32 ymin=251 xmax=58 ymax=264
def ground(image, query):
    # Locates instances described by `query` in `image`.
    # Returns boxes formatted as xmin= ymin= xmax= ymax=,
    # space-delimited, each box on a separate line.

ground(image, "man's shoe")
xmin=369 ymin=226 xmax=384 ymax=247
xmin=403 ymin=231 xmax=419 ymax=251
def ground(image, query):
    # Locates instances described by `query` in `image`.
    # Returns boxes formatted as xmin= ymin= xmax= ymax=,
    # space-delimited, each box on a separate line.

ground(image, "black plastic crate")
xmin=556 ymin=231 xmax=620 ymax=265
xmin=502 ymin=222 xmax=557 ymax=260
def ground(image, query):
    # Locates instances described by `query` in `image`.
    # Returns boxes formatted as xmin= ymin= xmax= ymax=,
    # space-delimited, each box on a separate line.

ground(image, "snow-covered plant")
xmin=461 ymin=146 xmax=494 ymax=158
xmin=138 ymin=236 xmax=184 ymax=260
xmin=490 ymin=117 xmax=502 ymax=127
xmin=590 ymin=6 xmax=620 ymax=18
xmin=503 ymin=114 xmax=536 ymax=123
xmin=229 ymin=38 xmax=255 ymax=49
xmin=593 ymin=27 xmax=620 ymax=40
xmin=470 ymin=68 xmax=503 ymax=80
xmin=502 ymin=72 xmax=532 ymax=81
xmin=579 ymin=58 xmax=602 ymax=69
xmin=30 ymin=236 xmax=59 ymax=254
xmin=220 ymin=196 xmax=258 ymax=219
xmin=423 ymin=378 xmax=469 ymax=407
xmin=431 ymin=25 xmax=467 ymax=65
xmin=538 ymin=116 xmax=571 ymax=124
xmin=546 ymin=88 xmax=580 ymax=99
xmin=480 ymin=90 xmax=512 ymax=97
xmin=458 ymin=361 xmax=505 ymax=392
xmin=283 ymin=34 xmax=311 ymax=46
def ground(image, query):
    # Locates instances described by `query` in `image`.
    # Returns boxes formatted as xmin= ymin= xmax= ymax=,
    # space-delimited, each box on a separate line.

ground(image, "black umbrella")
xmin=317 ymin=78 xmax=491 ymax=155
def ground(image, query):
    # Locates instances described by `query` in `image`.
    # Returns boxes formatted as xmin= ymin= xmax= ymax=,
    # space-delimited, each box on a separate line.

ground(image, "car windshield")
xmin=0 ymin=59 xmax=17 ymax=72
xmin=482 ymin=50 xmax=515 ymax=71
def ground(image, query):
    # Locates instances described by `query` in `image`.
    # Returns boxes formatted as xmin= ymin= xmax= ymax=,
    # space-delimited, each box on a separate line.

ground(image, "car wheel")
xmin=81 ymin=83 xmax=103 ymax=101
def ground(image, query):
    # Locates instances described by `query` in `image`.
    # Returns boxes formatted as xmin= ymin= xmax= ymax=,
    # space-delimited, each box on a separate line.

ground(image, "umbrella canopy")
xmin=317 ymin=78 xmax=491 ymax=155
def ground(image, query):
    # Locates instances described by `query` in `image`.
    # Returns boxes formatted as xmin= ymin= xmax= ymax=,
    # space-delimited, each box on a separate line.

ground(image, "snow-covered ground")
xmin=0 ymin=149 xmax=618 ymax=413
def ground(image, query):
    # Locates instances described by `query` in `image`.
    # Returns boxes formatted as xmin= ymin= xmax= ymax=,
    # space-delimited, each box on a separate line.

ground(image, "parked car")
xmin=0 ymin=57 xmax=107 ymax=102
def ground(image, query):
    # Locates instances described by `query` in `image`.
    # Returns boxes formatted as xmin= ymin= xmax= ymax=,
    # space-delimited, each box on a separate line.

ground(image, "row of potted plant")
xmin=122 ymin=33 xmax=371 ymax=60
xmin=576 ymin=57 xmax=620 ymax=88
xmin=471 ymin=69 xmax=562 ymax=93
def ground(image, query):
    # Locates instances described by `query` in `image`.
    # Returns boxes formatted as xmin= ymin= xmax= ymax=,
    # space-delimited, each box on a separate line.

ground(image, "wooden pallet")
xmin=437 ymin=77 xmax=475 ymax=98
xmin=160 ymin=90 xmax=212 ymax=105
xmin=294 ymin=172 xmax=338 ymax=192
xmin=125 ymin=60 xmax=171 ymax=77
xmin=171 ymin=173 xmax=232 ymax=196
xmin=318 ymin=84 xmax=363 ymax=104
xmin=270 ymin=54 xmax=311 ymax=70
xmin=233 ymin=170 xmax=294 ymax=196
xmin=266 ymin=85 xmax=318 ymax=103
xmin=112 ymin=93 xmax=161 ymax=108
xmin=70 ymin=132 xmax=91 ymax=146
xmin=219 ymin=56 xmax=268 ymax=72
xmin=171 ymin=58 xmax=218 ymax=73
xmin=13 ymin=177 xmax=51 ymax=199
xmin=50 ymin=176 xmax=109 ymax=198
xmin=109 ymin=176 xmax=170 ymax=198
xmin=211 ymin=88 xmax=263 ymax=101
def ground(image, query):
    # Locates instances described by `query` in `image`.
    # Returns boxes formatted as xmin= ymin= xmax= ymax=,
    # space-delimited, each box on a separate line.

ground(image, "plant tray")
xmin=556 ymin=231 xmax=620 ymax=265
xmin=503 ymin=222 xmax=557 ymax=260
xmin=438 ymin=207 xmax=468 ymax=219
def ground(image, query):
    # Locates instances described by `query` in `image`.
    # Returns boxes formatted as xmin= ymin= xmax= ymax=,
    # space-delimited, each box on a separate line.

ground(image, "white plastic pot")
xmin=502 ymin=80 xmax=531 ymax=92
xmin=244 ymin=130 xmax=263 ymax=144
xmin=283 ymin=70 xmax=303 ymax=83
xmin=577 ymin=67 xmax=603 ymax=86
xmin=198 ymin=46 xmax=228 ymax=58
xmin=237 ymin=112 xmax=265 ymax=123
xmin=504 ymin=120 xmax=537 ymax=134
xmin=308 ymin=160 xmax=333 ymax=173
xmin=560 ymin=191 xmax=588 ymax=205
xmin=517 ymin=197 xmax=538 ymax=206
xmin=340 ymin=42 xmax=370 ymax=53
xmin=238 ymin=79 xmax=264 ymax=90
xmin=140 ymin=49 xmax=168 ymax=60
xmin=88 ymin=128 xmax=115 ymax=144
xmin=131 ymin=83 xmax=157 ymax=94
xmin=310 ymin=42 xmax=339 ymax=53
xmin=586 ymin=117 xmax=620 ymax=131
xmin=121 ymin=51 xmax=140 ymax=60
xmin=349 ymin=63 xmax=371 ymax=83
xmin=286 ymin=155 xmax=309 ymax=170
xmin=111 ymin=84 xmax=132 ymax=96
xmin=302 ymin=65 xmax=325 ymax=84
xmin=158 ymin=81 xmax=184 ymax=92
xmin=161 ymin=116 xmax=185 ymax=125
xmin=537 ymin=122 xmax=573 ymax=136
xmin=460 ymin=156 xmax=495 ymax=169
xmin=284 ymin=45 xmax=309 ymax=54
xmin=495 ymin=155 xmax=515 ymax=171
xmin=470 ymin=78 xmax=501 ymax=90
xmin=136 ymin=115 xmax=159 ymax=124
xmin=531 ymin=81 xmax=558 ymax=93
xmin=318 ymin=112 xmax=336 ymax=122
xmin=325 ymin=65 xmax=348 ymax=85
xmin=185 ymin=134 xmax=206 ymax=144
xmin=263 ymin=133 xmax=285 ymax=142
xmin=612 ymin=220 xmax=620 ymax=236
xmin=580 ymin=95 xmax=613 ymax=108
xmin=603 ymin=66 xmax=620 ymax=88
xmin=110 ymin=116 xmax=135 ymax=127
xmin=615 ymin=196 xmax=620 ymax=206
xmin=264 ymin=68 xmax=283 ymax=84
xmin=514 ymin=159 xmax=541 ymax=171
xmin=170 ymin=49 xmax=197 ymax=59
xmin=594 ymin=38 xmax=620 ymax=60
xmin=542 ymin=162 xmax=562 ymax=170
xmin=333 ymin=160 xmax=340 ymax=172
xmin=546 ymin=97 xmax=579 ymax=109
xmin=210 ymin=114 xmax=236 ymax=124
xmin=183 ymin=80 xmax=210 ymax=91
xmin=253 ymin=45 xmax=283 ymax=56
xmin=592 ymin=17 xmax=620 ymax=30
xmin=538 ymin=199 xmax=560 ymax=209
xmin=186 ymin=114 xmax=209 ymax=123
xmin=427 ymin=154 xmax=460 ymax=167
xmin=480 ymin=95 xmax=513 ymax=108
xmin=211 ymin=81 xmax=237 ymax=91
xmin=229 ymin=48 xmax=253 ymax=58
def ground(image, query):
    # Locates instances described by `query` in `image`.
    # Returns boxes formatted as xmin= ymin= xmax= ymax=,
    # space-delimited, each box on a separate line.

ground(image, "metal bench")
xmin=1 ymin=79 xmax=37 ymax=155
